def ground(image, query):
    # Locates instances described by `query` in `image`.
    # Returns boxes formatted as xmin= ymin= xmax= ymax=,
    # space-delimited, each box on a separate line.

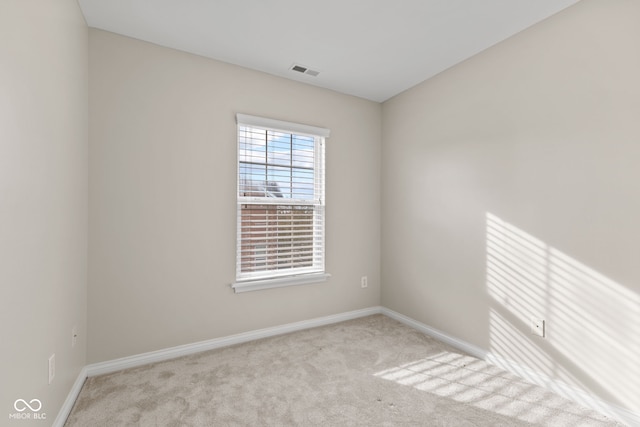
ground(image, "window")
xmin=232 ymin=114 xmax=330 ymax=293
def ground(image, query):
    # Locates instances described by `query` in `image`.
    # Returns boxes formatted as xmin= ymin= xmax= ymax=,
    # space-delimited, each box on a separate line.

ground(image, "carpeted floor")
xmin=65 ymin=315 xmax=624 ymax=426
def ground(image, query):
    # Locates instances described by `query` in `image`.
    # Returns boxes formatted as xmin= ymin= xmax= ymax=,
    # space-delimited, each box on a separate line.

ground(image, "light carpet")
xmin=65 ymin=315 xmax=623 ymax=426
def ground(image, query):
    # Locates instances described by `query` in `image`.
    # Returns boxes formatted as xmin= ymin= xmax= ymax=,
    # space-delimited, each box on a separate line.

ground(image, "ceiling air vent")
xmin=290 ymin=64 xmax=319 ymax=77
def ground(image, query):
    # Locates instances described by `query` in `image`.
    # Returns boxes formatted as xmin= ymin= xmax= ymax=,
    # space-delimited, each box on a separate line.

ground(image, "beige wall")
xmin=382 ymin=0 xmax=640 ymax=414
xmin=88 ymin=30 xmax=381 ymax=363
xmin=0 ymin=0 xmax=88 ymax=424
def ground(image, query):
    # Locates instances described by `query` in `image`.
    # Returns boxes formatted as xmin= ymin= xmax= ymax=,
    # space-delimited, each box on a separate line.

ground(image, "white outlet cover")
xmin=531 ymin=318 xmax=545 ymax=337
xmin=48 ymin=354 xmax=55 ymax=384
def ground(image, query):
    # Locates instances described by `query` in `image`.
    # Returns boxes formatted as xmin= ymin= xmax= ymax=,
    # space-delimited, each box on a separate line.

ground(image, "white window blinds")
xmin=235 ymin=114 xmax=329 ymax=286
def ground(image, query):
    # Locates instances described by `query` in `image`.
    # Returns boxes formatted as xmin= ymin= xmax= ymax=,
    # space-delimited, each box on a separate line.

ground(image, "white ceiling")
xmin=78 ymin=0 xmax=579 ymax=102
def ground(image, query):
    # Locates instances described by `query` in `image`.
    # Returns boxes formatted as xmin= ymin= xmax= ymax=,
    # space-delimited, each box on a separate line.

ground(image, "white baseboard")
xmin=381 ymin=307 xmax=640 ymax=427
xmin=85 ymin=306 xmax=383 ymax=377
xmin=52 ymin=366 xmax=87 ymax=427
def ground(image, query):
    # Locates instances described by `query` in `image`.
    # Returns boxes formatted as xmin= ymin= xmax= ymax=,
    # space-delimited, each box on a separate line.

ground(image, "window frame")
xmin=232 ymin=114 xmax=331 ymax=293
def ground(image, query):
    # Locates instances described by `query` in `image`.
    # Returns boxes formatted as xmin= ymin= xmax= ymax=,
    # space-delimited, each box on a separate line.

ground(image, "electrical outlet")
xmin=360 ymin=276 xmax=368 ymax=288
xmin=72 ymin=326 xmax=78 ymax=348
xmin=48 ymin=354 xmax=55 ymax=384
xmin=531 ymin=318 xmax=545 ymax=337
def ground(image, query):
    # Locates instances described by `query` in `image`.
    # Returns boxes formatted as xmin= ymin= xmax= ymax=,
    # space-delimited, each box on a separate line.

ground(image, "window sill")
xmin=231 ymin=273 xmax=331 ymax=293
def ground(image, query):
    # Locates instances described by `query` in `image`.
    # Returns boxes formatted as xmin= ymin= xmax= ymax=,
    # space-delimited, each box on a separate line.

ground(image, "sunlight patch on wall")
xmin=486 ymin=213 xmax=640 ymax=410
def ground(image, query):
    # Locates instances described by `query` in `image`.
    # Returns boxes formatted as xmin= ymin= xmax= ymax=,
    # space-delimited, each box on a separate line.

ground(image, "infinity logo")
xmin=14 ymin=399 xmax=42 ymax=412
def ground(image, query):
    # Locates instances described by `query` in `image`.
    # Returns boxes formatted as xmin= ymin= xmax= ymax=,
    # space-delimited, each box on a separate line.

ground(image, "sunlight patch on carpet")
xmin=374 ymin=351 xmax=612 ymax=426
